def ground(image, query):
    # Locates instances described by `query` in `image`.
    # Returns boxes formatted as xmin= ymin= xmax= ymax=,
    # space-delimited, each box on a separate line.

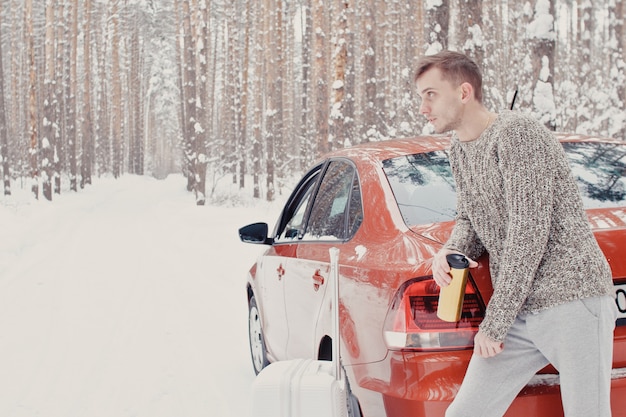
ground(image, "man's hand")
xmin=474 ymin=330 xmax=503 ymax=358
xmin=431 ymin=249 xmax=478 ymax=287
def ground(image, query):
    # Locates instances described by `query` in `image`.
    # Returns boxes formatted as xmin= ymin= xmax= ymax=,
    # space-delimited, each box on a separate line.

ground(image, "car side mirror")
xmin=239 ymin=222 xmax=273 ymax=245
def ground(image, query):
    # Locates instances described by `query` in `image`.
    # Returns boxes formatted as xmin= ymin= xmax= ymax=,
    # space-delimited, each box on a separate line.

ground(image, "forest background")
xmin=0 ymin=0 xmax=624 ymax=205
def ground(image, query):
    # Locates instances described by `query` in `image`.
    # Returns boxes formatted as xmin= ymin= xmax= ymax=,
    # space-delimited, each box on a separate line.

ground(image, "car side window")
xmin=275 ymin=170 xmax=320 ymax=242
xmin=347 ymin=174 xmax=363 ymax=237
xmin=303 ymin=160 xmax=361 ymax=241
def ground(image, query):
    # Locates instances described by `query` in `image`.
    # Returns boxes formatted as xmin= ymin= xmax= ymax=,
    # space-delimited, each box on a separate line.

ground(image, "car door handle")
xmin=277 ymin=264 xmax=285 ymax=280
xmin=312 ymin=270 xmax=325 ymax=291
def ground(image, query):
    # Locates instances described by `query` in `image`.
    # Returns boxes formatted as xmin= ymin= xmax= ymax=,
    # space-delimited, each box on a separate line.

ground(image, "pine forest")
xmin=0 ymin=0 xmax=624 ymax=204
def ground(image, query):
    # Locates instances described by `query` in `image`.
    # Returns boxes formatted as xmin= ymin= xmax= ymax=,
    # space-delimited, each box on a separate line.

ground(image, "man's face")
xmin=416 ymin=67 xmax=463 ymax=134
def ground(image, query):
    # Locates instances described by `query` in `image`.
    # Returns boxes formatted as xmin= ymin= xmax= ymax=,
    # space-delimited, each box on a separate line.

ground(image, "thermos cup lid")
xmin=446 ymin=253 xmax=470 ymax=269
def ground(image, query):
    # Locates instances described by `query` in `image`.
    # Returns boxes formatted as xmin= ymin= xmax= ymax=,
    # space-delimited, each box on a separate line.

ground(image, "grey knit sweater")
xmin=444 ymin=110 xmax=614 ymax=342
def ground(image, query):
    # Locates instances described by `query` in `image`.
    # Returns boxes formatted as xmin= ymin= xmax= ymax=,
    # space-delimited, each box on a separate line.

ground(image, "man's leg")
xmin=529 ymin=296 xmax=616 ymax=417
xmin=446 ymin=315 xmax=549 ymax=417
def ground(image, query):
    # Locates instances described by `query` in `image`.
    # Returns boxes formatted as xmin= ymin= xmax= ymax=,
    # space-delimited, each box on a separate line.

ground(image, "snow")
xmin=332 ymin=80 xmax=345 ymax=90
xmin=533 ymin=56 xmax=557 ymax=125
xmin=527 ymin=0 xmax=556 ymax=41
xmin=462 ymin=24 xmax=484 ymax=52
xmin=425 ymin=0 xmax=443 ymax=11
xmin=425 ymin=40 xmax=443 ymax=56
xmin=0 ymin=174 xmax=283 ymax=417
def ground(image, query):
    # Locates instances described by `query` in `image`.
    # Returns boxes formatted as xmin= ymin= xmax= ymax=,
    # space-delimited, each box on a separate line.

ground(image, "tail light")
xmin=383 ymin=276 xmax=485 ymax=350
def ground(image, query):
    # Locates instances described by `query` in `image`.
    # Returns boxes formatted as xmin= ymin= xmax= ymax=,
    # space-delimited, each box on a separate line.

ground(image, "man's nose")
xmin=419 ymin=101 xmax=429 ymax=116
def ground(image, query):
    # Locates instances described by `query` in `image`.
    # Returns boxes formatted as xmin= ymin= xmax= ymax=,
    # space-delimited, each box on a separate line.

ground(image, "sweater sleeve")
xmin=478 ymin=118 xmax=556 ymax=342
xmin=444 ymin=205 xmax=485 ymax=260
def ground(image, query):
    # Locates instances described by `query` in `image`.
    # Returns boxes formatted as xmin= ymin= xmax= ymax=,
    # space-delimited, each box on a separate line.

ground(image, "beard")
xmin=433 ymin=117 xmax=461 ymax=134
xmin=431 ymin=105 xmax=463 ymax=134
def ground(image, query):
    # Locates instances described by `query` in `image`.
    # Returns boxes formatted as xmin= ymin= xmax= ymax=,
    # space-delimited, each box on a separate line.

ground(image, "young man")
xmin=415 ymin=50 xmax=617 ymax=417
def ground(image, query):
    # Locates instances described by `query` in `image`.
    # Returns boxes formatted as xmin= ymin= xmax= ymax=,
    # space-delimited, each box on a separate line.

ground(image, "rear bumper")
xmin=348 ymin=351 xmax=626 ymax=417
xmin=383 ymin=372 xmax=626 ymax=417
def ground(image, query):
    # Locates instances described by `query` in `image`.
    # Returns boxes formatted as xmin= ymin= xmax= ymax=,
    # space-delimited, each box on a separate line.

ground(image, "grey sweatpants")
xmin=446 ymin=296 xmax=617 ymax=417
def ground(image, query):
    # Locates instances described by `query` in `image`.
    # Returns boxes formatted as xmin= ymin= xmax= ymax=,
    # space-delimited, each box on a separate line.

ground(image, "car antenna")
xmin=510 ymin=88 xmax=518 ymax=110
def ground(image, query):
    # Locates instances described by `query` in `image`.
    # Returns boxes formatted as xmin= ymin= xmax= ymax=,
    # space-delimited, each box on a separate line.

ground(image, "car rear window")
xmin=382 ymin=150 xmax=457 ymax=225
xmin=563 ymin=142 xmax=626 ymax=209
xmin=383 ymin=142 xmax=626 ymax=226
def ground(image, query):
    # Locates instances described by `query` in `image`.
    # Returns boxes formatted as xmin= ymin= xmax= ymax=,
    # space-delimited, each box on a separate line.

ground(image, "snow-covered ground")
xmin=0 ymin=175 xmax=283 ymax=417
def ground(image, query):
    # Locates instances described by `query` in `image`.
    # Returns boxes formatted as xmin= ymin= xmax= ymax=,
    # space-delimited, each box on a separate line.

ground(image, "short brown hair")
xmin=415 ymin=51 xmax=483 ymax=103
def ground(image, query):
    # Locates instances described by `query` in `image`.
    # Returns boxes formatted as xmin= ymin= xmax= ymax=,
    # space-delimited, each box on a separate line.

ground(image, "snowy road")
xmin=0 ymin=175 xmax=278 ymax=417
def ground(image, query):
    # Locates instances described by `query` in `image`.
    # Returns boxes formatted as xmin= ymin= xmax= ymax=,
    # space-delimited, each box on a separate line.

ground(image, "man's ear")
xmin=460 ymin=82 xmax=474 ymax=103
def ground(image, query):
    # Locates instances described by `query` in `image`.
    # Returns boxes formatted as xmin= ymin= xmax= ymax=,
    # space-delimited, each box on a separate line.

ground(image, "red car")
xmin=239 ymin=134 xmax=626 ymax=417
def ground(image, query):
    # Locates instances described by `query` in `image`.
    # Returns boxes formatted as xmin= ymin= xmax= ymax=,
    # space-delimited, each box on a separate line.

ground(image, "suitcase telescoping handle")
xmin=329 ymin=247 xmax=341 ymax=381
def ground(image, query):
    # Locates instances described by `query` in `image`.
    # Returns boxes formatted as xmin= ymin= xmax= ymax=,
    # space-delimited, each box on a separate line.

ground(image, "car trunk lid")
xmin=411 ymin=208 xmax=626 ymax=369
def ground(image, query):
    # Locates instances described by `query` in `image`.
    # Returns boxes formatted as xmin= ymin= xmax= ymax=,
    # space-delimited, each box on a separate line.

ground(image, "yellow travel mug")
xmin=437 ymin=254 xmax=470 ymax=322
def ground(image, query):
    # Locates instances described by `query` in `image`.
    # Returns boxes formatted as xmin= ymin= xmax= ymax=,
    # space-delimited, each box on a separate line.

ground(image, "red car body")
xmin=240 ymin=134 xmax=626 ymax=417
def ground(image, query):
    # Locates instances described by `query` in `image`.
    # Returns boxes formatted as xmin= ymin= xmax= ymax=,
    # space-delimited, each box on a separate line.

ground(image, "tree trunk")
xmin=129 ymin=10 xmax=144 ymax=175
xmin=9 ymin=0 xmax=21 ymax=171
xmin=81 ymin=0 xmax=94 ymax=188
xmin=41 ymin=0 xmax=57 ymax=201
xmin=54 ymin=1 xmax=66 ymax=195
xmin=193 ymin=0 xmax=208 ymax=205
xmin=362 ymin=0 xmax=377 ymax=142
xmin=481 ymin=0 xmax=507 ymax=111
xmin=251 ymin=0 xmax=263 ymax=199
xmin=264 ymin=0 xmax=276 ymax=202
xmin=312 ymin=0 xmax=329 ymax=155
xmin=424 ymin=0 xmax=449 ymax=54
xmin=68 ymin=0 xmax=78 ymax=191
xmin=174 ymin=0 xmax=191 ymax=191
xmin=300 ymin=0 xmax=313 ymax=168
xmin=111 ymin=1 xmax=123 ymax=178
xmin=181 ymin=2 xmax=193 ymax=190
xmin=458 ymin=0 xmax=484 ymax=69
xmin=0 ymin=1 xmax=11 ymax=195
xmin=272 ymin=0 xmax=284 ymax=193
xmin=239 ymin=2 xmax=250 ymax=189
xmin=25 ymin=0 xmax=39 ymax=199
xmin=225 ymin=2 xmax=238 ymax=188
xmin=181 ymin=0 xmax=199 ymax=200
xmin=609 ymin=0 xmax=625 ymax=138
xmin=528 ymin=0 xmax=556 ymax=130
xmin=342 ymin=3 xmax=355 ymax=143
xmin=330 ymin=0 xmax=350 ymax=149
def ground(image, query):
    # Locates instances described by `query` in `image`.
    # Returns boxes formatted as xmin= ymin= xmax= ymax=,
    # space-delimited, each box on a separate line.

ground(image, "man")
xmin=415 ymin=50 xmax=617 ymax=417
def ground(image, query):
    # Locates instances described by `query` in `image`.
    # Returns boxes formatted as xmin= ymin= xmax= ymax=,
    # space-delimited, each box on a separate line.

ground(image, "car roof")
xmin=328 ymin=136 xmax=450 ymax=163
xmin=323 ymin=133 xmax=624 ymax=164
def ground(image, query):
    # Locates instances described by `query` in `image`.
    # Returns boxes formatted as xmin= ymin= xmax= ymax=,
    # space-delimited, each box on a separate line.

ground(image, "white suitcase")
xmin=249 ymin=358 xmax=347 ymax=417
xmin=249 ymin=248 xmax=349 ymax=417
